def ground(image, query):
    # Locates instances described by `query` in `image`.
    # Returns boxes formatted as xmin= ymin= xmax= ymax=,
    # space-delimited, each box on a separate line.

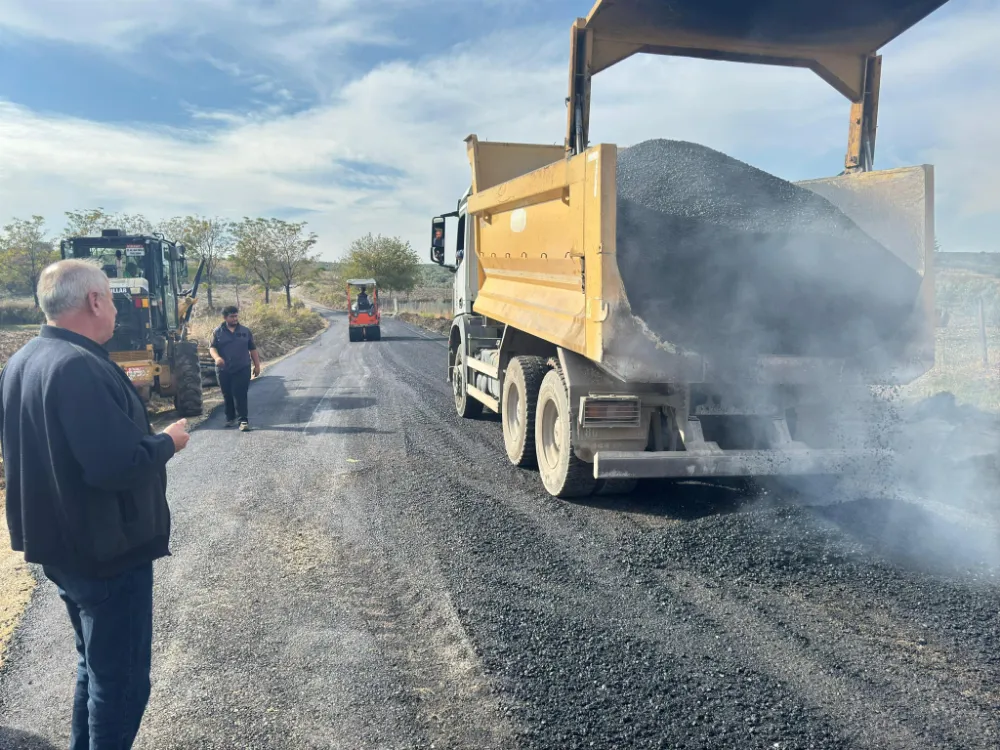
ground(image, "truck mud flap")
xmin=592 ymin=448 xmax=886 ymax=480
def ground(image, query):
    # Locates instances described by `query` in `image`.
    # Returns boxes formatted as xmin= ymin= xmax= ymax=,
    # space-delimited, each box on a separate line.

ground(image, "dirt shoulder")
xmin=0 ymin=329 xmax=43 ymax=667
xmin=0 ymin=490 xmax=34 ymax=670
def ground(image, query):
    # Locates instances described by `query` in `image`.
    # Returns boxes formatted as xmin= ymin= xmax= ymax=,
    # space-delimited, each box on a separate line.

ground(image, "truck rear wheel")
xmin=453 ymin=349 xmax=483 ymax=419
xmin=173 ymin=341 xmax=204 ymax=418
xmin=535 ymin=367 xmax=595 ymax=498
xmin=502 ymin=356 xmax=547 ymax=468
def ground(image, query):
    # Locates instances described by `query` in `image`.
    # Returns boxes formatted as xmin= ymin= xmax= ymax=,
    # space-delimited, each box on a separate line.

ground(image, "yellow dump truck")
xmin=430 ymin=0 xmax=948 ymax=498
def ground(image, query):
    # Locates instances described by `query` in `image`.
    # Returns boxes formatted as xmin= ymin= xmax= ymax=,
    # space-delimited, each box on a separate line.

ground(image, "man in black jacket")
xmin=0 ymin=259 xmax=190 ymax=750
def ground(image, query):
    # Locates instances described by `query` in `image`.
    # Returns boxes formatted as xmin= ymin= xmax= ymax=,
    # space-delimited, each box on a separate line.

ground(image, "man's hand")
xmin=253 ymin=364 xmax=261 ymax=379
xmin=213 ymin=356 xmax=225 ymax=368
xmin=163 ymin=419 xmax=191 ymax=453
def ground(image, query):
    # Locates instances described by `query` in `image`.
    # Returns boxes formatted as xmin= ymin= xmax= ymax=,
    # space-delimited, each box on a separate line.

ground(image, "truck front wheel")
xmin=502 ymin=356 xmax=547 ymax=468
xmin=453 ymin=349 xmax=483 ymax=419
xmin=535 ymin=367 xmax=595 ymax=498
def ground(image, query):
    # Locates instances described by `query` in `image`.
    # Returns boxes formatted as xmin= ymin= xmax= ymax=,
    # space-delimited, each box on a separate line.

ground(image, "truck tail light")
xmin=580 ymin=396 xmax=641 ymax=428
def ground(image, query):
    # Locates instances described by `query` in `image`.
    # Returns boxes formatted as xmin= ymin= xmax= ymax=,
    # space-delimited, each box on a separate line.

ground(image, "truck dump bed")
xmin=464 ymin=0 xmax=944 ymax=387
xmin=466 ymin=136 xmax=934 ymax=386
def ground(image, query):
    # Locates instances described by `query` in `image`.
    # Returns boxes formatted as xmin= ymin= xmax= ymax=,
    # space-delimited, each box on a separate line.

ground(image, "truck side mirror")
xmin=431 ymin=217 xmax=446 ymax=265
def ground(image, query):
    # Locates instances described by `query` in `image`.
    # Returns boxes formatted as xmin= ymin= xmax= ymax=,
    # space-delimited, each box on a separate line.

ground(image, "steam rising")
xmin=612 ymin=139 xmax=1000 ymax=574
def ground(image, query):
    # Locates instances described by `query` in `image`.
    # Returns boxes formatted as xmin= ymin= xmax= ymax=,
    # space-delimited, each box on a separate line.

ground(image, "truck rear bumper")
xmin=592 ymin=448 xmax=885 ymax=480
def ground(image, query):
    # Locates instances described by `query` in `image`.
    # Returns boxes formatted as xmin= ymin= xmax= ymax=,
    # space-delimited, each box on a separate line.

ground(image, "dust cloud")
xmin=611 ymin=139 xmax=1000 ymax=574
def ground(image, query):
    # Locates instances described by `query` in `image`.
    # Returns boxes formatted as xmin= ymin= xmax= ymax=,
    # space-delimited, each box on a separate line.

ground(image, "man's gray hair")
xmin=37 ymin=259 xmax=110 ymax=321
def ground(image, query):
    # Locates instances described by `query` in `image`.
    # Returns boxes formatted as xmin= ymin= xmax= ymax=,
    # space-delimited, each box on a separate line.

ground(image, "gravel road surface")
xmin=1 ymin=311 xmax=998 ymax=749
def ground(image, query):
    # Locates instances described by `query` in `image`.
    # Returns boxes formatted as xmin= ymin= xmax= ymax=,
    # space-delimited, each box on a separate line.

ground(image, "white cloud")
xmin=0 ymin=2 xmax=997 ymax=258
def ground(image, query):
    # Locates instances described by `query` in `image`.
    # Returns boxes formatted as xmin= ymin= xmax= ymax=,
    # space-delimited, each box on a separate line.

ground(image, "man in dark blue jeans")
xmin=0 ymin=259 xmax=190 ymax=749
xmin=209 ymin=306 xmax=261 ymax=432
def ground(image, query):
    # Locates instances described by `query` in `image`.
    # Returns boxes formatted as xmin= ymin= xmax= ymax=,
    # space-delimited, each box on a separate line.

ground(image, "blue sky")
xmin=0 ymin=0 xmax=997 ymax=259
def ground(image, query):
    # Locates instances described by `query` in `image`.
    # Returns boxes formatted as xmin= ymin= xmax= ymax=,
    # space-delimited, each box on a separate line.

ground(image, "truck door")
xmin=161 ymin=244 xmax=179 ymax=331
xmin=454 ymin=208 xmax=477 ymax=316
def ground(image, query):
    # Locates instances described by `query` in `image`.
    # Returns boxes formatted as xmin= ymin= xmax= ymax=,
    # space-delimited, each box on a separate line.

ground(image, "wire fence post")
xmin=979 ymin=298 xmax=989 ymax=369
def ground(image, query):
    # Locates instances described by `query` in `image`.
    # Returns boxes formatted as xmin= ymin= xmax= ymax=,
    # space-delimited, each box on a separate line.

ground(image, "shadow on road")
xmin=202 ymin=390 xmax=377 ymax=431
xmin=379 ymin=334 xmax=444 ymax=342
xmin=576 ymin=479 xmax=749 ymax=521
xmin=582 ymin=475 xmax=1000 ymax=578
xmin=0 ymin=727 xmax=61 ymax=749
xmin=257 ymin=425 xmax=394 ymax=437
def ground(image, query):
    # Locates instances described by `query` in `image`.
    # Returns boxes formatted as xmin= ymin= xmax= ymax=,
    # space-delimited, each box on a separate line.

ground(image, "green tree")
xmin=63 ymin=208 xmax=110 ymax=237
xmin=342 ymin=234 xmax=420 ymax=296
xmin=0 ymin=216 xmax=59 ymax=307
xmin=159 ymin=216 xmax=233 ymax=309
xmin=64 ymin=208 xmax=153 ymax=238
xmin=231 ymin=217 xmax=280 ymax=304
xmin=271 ymin=219 xmax=319 ymax=309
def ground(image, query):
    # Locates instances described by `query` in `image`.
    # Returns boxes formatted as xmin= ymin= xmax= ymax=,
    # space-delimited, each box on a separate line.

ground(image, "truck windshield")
xmin=85 ymin=246 xmax=147 ymax=280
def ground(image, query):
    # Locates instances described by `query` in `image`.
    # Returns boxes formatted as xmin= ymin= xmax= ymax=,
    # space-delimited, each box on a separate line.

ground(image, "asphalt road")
xmin=1 ymin=311 xmax=998 ymax=749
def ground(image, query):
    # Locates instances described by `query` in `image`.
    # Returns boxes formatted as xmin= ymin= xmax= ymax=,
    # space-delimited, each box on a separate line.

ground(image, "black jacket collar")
xmin=39 ymin=325 xmax=110 ymax=360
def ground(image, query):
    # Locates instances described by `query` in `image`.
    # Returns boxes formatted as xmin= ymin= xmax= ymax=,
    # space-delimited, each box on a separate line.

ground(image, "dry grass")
xmin=901 ymin=323 xmax=1000 ymax=413
xmin=394 ymin=311 xmax=451 ymax=335
xmin=0 ymin=299 xmax=44 ymax=327
xmin=188 ymin=286 xmax=326 ymax=362
xmin=0 ymin=329 xmax=38 ymax=370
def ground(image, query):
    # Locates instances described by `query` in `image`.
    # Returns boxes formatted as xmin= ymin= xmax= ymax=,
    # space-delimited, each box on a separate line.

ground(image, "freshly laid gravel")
xmin=615 ymin=139 xmax=923 ymax=362
xmin=3 ymin=317 xmax=997 ymax=750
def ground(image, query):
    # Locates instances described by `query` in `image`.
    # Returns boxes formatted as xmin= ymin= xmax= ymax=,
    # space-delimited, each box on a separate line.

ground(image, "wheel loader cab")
xmin=60 ymin=228 xmax=205 ymax=416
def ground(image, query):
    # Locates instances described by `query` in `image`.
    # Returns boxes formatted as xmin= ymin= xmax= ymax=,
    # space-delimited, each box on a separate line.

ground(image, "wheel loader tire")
xmin=535 ymin=367 xmax=596 ymax=499
xmin=173 ymin=341 xmax=204 ymax=417
xmin=201 ymin=362 xmax=218 ymax=388
xmin=453 ymin=349 xmax=483 ymax=419
xmin=502 ymin=356 xmax=547 ymax=468
xmin=370 ymin=326 xmax=381 ymax=342
xmin=348 ymin=327 xmax=361 ymax=343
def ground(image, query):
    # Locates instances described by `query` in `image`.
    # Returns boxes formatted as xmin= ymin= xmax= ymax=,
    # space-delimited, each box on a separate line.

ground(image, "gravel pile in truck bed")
xmin=615 ymin=139 xmax=923 ymax=362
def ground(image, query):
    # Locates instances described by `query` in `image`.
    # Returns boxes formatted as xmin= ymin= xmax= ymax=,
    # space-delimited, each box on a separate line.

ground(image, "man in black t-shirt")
xmin=209 ymin=306 xmax=261 ymax=431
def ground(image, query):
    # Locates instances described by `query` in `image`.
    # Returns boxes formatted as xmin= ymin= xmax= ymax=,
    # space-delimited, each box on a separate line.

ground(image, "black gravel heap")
xmin=615 ymin=140 xmax=923 ymax=361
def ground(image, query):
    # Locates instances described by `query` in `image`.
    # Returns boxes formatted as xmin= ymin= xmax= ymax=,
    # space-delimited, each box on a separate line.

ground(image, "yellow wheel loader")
xmin=60 ymin=229 xmax=206 ymax=417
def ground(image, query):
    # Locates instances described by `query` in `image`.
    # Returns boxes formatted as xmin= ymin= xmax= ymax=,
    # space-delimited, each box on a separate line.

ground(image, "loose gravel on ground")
xmin=0 ymin=314 xmax=997 ymax=749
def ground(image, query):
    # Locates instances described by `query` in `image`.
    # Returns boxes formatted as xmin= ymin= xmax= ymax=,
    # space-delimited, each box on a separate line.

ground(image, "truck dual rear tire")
xmin=535 ymin=367 xmax=596 ymax=498
xmin=502 ymin=356 xmax=547 ymax=468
